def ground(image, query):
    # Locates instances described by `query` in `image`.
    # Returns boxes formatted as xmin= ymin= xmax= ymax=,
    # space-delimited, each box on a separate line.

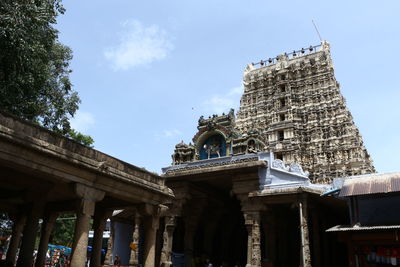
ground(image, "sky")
xmin=56 ymin=0 xmax=400 ymax=174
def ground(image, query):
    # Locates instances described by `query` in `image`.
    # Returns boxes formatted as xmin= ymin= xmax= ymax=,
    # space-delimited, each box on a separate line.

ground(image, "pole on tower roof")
xmin=312 ymin=20 xmax=323 ymax=42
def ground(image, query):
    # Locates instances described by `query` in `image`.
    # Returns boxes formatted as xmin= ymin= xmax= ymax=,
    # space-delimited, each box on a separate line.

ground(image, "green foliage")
xmin=51 ymin=214 xmax=75 ymax=246
xmin=0 ymin=0 xmax=94 ymax=146
xmin=67 ymin=129 xmax=94 ymax=147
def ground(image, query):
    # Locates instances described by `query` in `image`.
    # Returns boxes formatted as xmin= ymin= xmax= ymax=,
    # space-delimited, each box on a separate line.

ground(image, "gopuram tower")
xmin=170 ymin=41 xmax=375 ymax=183
xmin=161 ymin=41 xmax=371 ymax=267
xmin=235 ymin=41 xmax=374 ymax=182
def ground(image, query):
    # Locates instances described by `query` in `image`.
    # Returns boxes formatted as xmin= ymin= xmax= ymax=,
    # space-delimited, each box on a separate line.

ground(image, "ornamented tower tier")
xmin=235 ymin=41 xmax=375 ymax=183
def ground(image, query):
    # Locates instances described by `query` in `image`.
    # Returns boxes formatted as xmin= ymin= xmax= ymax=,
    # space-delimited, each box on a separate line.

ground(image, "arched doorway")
xmin=171 ymin=195 xmax=247 ymax=267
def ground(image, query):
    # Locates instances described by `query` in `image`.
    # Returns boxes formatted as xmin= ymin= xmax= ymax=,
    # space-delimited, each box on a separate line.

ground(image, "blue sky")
xmin=57 ymin=0 xmax=400 ymax=174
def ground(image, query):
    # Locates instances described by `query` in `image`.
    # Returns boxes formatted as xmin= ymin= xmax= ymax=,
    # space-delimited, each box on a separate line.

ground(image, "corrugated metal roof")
xmin=326 ymin=224 xmax=400 ymax=232
xmin=339 ymin=172 xmax=400 ymax=197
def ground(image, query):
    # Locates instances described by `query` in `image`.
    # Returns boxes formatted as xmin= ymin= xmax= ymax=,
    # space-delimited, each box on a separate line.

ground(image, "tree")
xmin=0 ymin=0 xmax=93 ymax=146
xmin=68 ymin=129 xmax=94 ymax=148
xmin=51 ymin=214 xmax=76 ymax=246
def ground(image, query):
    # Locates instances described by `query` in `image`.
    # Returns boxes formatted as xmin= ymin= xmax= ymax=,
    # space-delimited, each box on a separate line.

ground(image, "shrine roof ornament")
xmin=250 ymin=41 xmax=329 ymax=70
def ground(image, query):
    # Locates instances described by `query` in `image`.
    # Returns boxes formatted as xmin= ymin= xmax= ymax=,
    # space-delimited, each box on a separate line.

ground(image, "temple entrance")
xmin=169 ymin=198 xmax=305 ymax=267
xmin=172 ymin=195 xmax=247 ymax=267
xmin=162 ymin=151 xmax=349 ymax=267
xmin=263 ymin=204 xmax=301 ymax=267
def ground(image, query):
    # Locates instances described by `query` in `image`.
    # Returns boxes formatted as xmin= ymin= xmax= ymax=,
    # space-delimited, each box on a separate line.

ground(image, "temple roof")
xmin=339 ymin=172 xmax=400 ymax=197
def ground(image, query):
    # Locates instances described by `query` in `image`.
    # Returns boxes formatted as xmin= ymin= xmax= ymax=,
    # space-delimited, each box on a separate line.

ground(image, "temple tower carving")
xmin=235 ymin=41 xmax=374 ymax=182
xmin=171 ymin=41 xmax=374 ymax=183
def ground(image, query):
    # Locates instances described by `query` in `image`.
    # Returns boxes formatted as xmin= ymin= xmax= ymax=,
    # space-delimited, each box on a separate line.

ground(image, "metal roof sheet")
xmin=339 ymin=172 xmax=400 ymax=197
xmin=326 ymin=224 xmax=400 ymax=232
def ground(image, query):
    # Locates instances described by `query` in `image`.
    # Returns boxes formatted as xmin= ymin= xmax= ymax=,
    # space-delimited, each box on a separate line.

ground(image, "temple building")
xmin=105 ymin=41 xmax=376 ymax=267
xmin=171 ymin=41 xmax=374 ymax=183
xmin=0 ymin=39 xmax=379 ymax=267
xmin=156 ymin=41 xmax=375 ymax=267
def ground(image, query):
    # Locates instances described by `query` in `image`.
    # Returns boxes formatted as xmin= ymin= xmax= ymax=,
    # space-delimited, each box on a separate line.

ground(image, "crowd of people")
xmin=44 ymin=246 xmax=71 ymax=266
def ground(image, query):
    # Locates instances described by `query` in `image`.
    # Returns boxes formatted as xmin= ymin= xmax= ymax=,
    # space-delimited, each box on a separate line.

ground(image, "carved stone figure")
xmin=272 ymin=159 xmax=288 ymax=171
xmin=289 ymin=163 xmax=307 ymax=176
xmin=204 ymin=142 xmax=221 ymax=159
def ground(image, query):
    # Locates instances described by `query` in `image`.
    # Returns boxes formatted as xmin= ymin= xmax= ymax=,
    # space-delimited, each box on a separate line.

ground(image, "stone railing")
xmin=252 ymin=44 xmax=322 ymax=68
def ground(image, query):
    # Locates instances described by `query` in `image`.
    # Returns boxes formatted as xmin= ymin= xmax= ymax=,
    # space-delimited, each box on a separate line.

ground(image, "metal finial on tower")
xmin=312 ymin=20 xmax=323 ymax=42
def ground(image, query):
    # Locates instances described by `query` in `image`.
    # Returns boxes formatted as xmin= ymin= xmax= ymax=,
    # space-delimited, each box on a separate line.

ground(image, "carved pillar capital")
xmin=244 ymin=211 xmax=261 ymax=225
xmin=165 ymin=215 xmax=176 ymax=228
xmin=137 ymin=203 xmax=162 ymax=217
xmin=168 ymin=200 xmax=185 ymax=217
xmin=75 ymin=184 xmax=105 ymax=202
xmin=74 ymin=184 xmax=105 ymax=216
xmin=167 ymin=189 xmax=191 ymax=217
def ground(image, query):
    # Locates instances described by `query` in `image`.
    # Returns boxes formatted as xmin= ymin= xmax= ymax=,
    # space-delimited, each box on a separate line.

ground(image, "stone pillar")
xmin=6 ymin=214 xmax=26 ymax=265
xmin=244 ymin=211 xmax=262 ymax=267
xmin=160 ymin=216 xmax=176 ymax=267
xmin=129 ymin=216 xmax=141 ymax=266
xmin=90 ymin=208 xmax=112 ymax=267
xmin=104 ymin=220 xmax=114 ymax=265
xmin=16 ymin=201 xmax=45 ymax=267
xmin=143 ymin=214 xmax=159 ymax=267
xmin=245 ymin=224 xmax=253 ymax=267
xmin=251 ymin=213 xmax=262 ymax=267
xmin=70 ymin=184 xmax=105 ymax=267
xmin=299 ymin=196 xmax=311 ymax=267
xmin=35 ymin=212 xmax=58 ymax=267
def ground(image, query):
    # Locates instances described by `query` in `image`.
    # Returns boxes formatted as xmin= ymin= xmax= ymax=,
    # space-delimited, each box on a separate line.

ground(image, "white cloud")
xmin=204 ymin=96 xmax=235 ymax=114
xmin=203 ymin=84 xmax=243 ymax=114
xmin=104 ymin=19 xmax=174 ymax=70
xmin=228 ymin=85 xmax=244 ymax=96
xmin=70 ymin=111 xmax=95 ymax=133
xmin=154 ymin=128 xmax=182 ymax=141
xmin=163 ymin=129 xmax=182 ymax=137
